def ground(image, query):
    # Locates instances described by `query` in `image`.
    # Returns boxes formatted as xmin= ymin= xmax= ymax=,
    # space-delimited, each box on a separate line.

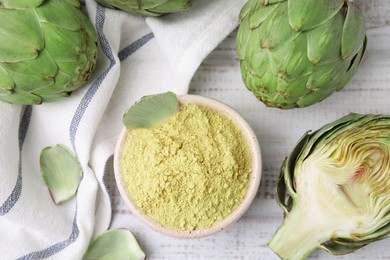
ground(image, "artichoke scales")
xmin=236 ymin=0 xmax=367 ymax=109
xmin=0 ymin=0 xmax=97 ymax=105
xmin=95 ymin=0 xmax=192 ymax=16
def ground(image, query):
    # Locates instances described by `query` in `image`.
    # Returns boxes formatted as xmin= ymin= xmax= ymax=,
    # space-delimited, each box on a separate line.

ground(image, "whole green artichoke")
xmin=236 ymin=0 xmax=367 ymax=109
xmin=0 ymin=0 xmax=97 ymax=105
xmin=95 ymin=0 xmax=192 ymax=16
xmin=269 ymin=114 xmax=390 ymax=259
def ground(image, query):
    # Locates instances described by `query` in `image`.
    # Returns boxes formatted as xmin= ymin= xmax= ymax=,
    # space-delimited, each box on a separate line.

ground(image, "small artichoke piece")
xmin=236 ymin=0 xmax=367 ymax=109
xmin=40 ymin=144 xmax=82 ymax=204
xmin=83 ymin=229 xmax=145 ymax=260
xmin=95 ymin=0 xmax=192 ymax=16
xmin=268 ymin=114 xmax=390 ymax=259
xmin=122 ymin=91 xmax=179 ymax=129
xmin=0 ymin=0 xmax=97 ymax=105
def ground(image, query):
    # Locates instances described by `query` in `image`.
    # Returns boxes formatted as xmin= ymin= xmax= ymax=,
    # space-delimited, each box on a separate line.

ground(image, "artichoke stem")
xmin=268 ymin=202 xmax=333 ymax=260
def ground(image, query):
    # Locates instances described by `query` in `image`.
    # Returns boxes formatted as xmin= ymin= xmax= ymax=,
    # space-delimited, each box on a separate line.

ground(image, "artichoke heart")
xmin=0 ymin=0 xmax=97 ymax=105
xmin=95 ymin=0 xmax=192 ymax=16
xmin=236 ymin=0 xmax=367 ymax=109
xmin=269 ymin=114 xmax=390 ymax=259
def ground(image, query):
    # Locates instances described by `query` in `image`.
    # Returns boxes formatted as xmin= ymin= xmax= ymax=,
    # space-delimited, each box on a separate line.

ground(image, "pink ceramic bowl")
xmin=114 ymin=94 xmax=262 ymax=238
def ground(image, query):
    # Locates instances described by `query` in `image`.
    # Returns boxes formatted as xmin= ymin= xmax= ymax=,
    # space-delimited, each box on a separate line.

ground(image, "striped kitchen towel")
xmin=0 ymin=0 xmax=246 ymax=259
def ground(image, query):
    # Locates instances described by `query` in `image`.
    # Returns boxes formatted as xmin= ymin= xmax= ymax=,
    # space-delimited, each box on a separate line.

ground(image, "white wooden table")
xmin=109 ymin=2 xmax=390 ymax=259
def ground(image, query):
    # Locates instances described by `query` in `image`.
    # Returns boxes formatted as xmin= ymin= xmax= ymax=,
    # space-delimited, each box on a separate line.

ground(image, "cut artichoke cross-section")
xmin=269 ymin=114 xmax=390 ymax=259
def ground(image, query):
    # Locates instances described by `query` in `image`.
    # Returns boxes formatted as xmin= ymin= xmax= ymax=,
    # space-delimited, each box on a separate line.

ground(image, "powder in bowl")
xmin=120 ymin=103 xmax=252 ymax=231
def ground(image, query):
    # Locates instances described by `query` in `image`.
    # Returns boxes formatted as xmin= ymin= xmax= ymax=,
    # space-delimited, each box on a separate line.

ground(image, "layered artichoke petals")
xmin=96 ymin=0 xmax=191 ymax=16
xmin=236 ymin=0 xmax=366 ymax=109
xmin=272 ymin=114 xmax=390 ymax=257
xmin=0 ymin=0 xmax=97 ymax=105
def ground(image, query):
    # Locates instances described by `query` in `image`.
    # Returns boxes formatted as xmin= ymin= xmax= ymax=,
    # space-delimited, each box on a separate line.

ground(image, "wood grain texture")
xmin=109 ymin=4 xmax=390 ymax=259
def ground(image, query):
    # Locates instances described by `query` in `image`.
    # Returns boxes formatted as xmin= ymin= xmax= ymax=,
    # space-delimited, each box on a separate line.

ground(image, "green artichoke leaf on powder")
xmin=40 ymin=144 xmax=83 ymax=205
xmin=123 ymin=91 xmax=179 ymax=129
xmin=83 ymin=229 xmax=145 ymax=260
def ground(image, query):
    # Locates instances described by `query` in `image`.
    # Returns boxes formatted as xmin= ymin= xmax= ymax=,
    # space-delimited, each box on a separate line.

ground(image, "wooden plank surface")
xmin=109 ymin=3 xmax=390 ymax=259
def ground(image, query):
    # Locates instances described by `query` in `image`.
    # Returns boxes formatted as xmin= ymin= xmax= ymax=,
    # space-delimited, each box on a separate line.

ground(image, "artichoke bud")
xmin=236 ymin=0 xmax=367 ymax=109
xmin=269 ymin=114 xmax=390 ymax=259
xmin=0 ymin=0 xmax=97 ymax=105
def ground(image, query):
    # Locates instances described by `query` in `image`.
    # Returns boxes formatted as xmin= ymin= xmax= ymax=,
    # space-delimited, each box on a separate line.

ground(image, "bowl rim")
xmin=114 ymin=94 xmax=262 ymax=239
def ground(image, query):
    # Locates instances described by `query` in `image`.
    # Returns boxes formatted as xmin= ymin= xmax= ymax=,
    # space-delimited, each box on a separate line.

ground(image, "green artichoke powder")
xmin=120 ymin=103 xmax=251 ymax=230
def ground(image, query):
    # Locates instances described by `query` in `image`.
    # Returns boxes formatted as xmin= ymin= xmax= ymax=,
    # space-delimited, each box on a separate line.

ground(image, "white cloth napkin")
xmin=0 ymin=0 xmax=246 ymax=259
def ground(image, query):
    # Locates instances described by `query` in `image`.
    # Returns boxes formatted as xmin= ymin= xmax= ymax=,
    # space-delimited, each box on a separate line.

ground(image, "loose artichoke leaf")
xmin=83 ymin=229 xmax=145 ymax=260
xmin=40 ymin=144 xmax=82 ymax=204
xmin=288 ymin=0 xmax=344 ymax=31
xmin=0 ymin=0 xmax=44 ymax=9
xmin=0 ymin=9 xmax=44 ymax=62
xmin=341 ymin=2 xmax=366 ymax=60
xmin=122 ymin=91 xmax=179 ymax=129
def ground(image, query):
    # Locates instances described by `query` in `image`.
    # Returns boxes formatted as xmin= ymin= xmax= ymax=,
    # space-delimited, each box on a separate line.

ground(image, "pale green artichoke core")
xmin=269 ymin=115 xmax=390 ymax=259
xmin=298 ymin=136 xmax=390 ymax=228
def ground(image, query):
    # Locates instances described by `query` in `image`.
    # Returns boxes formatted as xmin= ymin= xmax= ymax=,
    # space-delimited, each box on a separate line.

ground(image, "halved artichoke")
xmin=0 ymin=0 xmax=97 ymax=105
xmin=269 ymin=114 xmax=390 ymax=259
xmin=95 ymin=0 xmax=192 ymax=16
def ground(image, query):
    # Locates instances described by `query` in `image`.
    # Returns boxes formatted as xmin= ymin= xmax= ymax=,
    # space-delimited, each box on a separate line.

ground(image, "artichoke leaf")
xmin=0 ymin=0 xmax=44 ymax=9
xmin=36 ymin=0 xmax=85 ymax=31
xmin=288 ymin=0 xmax=344 ymax=31
xmin=248 ymin=1 xmax=279 ymax=29
xmin=337 ymin=38 xmax=367 ymax=91
xmin=236 ymin=17 xmax=252 ymax=60
xmin=147 ymin=0 xmax=191 ymax=13
xmin=122 ymin=91 xmax=179 ymax=129
xmin=0 ymin=66 xmax=14 ymax=92
xmin=306 ymin=12 xmax=343 ymax=65
xmin=40 ymin=144 xmax=82 ymax=204
xmin=239 ymin=0 xmax=256 ymax=21
xmin=0 ymin=88 xmax=42 ymax=105
xmin=42 ymin=23 xmax=86 ymax=63
xmin=341 ymin=3 xmax=366 ymax=60
xmin=257 ymin=2 xmax=298 ymax=50
xmin=83 ymin=229 xmax=145 ymax=260
xmin=269 ymin=35 xmax=313 ymax=80
xmin=1 ymin=49 xmax=57 ymax=92
xmin=0 ymin=9 xmax=43 ymax=62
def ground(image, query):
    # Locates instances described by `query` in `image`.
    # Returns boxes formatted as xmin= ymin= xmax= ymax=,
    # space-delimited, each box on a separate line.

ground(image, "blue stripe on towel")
xmin=118 ymin=32 xmax=154 ymax=61
xmin=17 ymin=211 xmax=79 ymax=260
xmin=69 ymin=6 xmax=116 ymax=153
xmin=0 ymin=106 xmax=32 ymax=215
